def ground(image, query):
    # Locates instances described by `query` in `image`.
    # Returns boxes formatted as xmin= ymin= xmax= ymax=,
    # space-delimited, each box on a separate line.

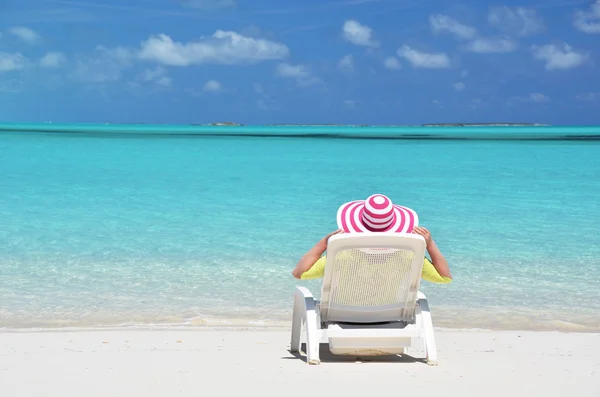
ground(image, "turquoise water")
xmin=1 ymin=124 xmax=599 ymax=331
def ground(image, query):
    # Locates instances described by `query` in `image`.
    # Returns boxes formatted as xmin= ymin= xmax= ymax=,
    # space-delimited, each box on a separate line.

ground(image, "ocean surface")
xmin=1 ymin=124 xmax=599 ymax=332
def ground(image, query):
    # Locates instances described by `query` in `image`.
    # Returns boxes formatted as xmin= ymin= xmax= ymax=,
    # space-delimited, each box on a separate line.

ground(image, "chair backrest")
xmin=319 ymin=233 xmax=427 ymax=324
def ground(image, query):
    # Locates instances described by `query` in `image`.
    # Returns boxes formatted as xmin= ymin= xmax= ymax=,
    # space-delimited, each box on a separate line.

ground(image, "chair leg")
xmin=305 ymin=306 xmax=320 ymax=365
xmin=417 ymin=292 xmax=438 ymax=366
xmin=290 ymin=293 xmax=302 ymax=353
xmin=291 ymin=287 xmax=321 ymax=364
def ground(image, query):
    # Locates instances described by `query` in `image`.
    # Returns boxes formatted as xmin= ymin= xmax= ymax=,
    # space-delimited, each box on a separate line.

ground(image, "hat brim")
xmin=336 ymin=200 xmax=419 ymax=234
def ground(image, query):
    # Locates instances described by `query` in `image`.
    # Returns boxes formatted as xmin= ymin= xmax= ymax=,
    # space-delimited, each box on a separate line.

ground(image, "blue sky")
xmin=0 ymin=0 xmax=599 ymax=125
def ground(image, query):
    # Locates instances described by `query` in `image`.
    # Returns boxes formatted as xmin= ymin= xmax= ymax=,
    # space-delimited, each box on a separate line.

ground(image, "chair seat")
xmin=322 ymin=322 xmax=422 ymax=338
xmin=323 ymin=323 xmax=419 ymax=355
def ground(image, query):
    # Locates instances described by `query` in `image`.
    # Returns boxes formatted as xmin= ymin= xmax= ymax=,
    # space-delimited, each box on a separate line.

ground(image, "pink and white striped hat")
xmin=336 ymin=194 xmax=418 ymax=234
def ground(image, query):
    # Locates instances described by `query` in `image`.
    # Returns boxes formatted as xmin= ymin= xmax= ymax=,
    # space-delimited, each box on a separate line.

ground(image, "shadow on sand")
xmin=282 ymin=343 xmax=427 ymax=364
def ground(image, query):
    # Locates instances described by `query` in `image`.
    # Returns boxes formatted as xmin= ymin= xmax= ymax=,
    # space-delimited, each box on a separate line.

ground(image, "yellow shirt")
xmin=300 ymin=254 xmax=452 ymax=284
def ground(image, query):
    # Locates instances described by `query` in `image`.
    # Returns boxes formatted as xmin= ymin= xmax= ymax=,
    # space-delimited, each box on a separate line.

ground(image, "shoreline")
xmin=2 ymin=326 xmax=600 ymax=335
xmin=2 ymin=319 xmax=599 ymax=334
xmin=2 ymin=304 xmax=600 ymax=333
xmin=2 ymin=305 xmax=599 ymax=333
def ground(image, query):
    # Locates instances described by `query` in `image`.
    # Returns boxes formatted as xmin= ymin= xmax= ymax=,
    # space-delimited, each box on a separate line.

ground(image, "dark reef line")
xmin=8 ymin=130 xmax=600 ymax=141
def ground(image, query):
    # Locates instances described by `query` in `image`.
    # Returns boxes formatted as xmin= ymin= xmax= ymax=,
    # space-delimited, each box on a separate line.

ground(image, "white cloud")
xmin=576 ymin=92 xmax=598 ymax=101
xmin=383 ymin=56 xmax=401 ymax=70
xmin=398 ymin=45 xmax=450 ymax=69
xmin=138 ymin=31 xmax=289 ymax=66
xmin=70 ymin=46 xmax=134 ymax=83
xmin=40 ymin=52 xmax=68 ymax=68
xmin=463 ymin=37 xmax=518 ymax=53
xmin=453 ymin=82 xmax=465 ymax=92
xmin=136 ymin=66 xmax=171 ymax=87
xmin=156 ymin=76 xmax=172 ymax=87
xmin=511 ymin=93 xmax=550 ymax=104
xmin=488 ymin=6 xmax=545 ymax=36
xmin=529 ymin=93 xmax=550 ymax=102
xmin=429 ymin=14 xmax=477 ymax=40
xmin=338 ymin=54 xmax=354 ymax=72
xmin=532 ymin=44 xmax=588 ymax=70
xmin=276 ymin=62 xmax=320 ymax=86
xmin=7 ymin=27 xmax=42 ymax=45
xmin=203 ymin=79 xmax=222 ymax=92
xmin=341 ymin=20 xmax=378 ymax=47
xmin=574 ymin=0 xmax=600 ymax=34
xmin=68 ymin=30 xmax=288 ymax=85
xmin=428 ymin=14 xmax=519 ymax=55
xmin=0 ymin=52 xmax=27 ymax=72
xmin=277 ymin=63 xmax=307 ymax=77
xmin=0 ymin=78 xmax=24 ymax=93
xmin=138 ymin=66 xmax=166 ymax=81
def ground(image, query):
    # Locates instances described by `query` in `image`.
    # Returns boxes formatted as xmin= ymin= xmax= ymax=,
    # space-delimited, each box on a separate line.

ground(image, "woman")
xmin=291 ymin=194 xmax=452 ymax=283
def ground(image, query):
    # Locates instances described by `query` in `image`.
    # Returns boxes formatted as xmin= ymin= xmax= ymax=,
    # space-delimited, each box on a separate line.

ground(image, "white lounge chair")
xmin=290 ymin=233 xmax=438 ymax=365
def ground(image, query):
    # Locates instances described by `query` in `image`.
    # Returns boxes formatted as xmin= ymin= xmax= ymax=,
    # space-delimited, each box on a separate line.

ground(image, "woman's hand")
xmin=412 ymin=226 xmax=432 ymax=247
xmin=317 ymin=229 xmax=343 ymax=249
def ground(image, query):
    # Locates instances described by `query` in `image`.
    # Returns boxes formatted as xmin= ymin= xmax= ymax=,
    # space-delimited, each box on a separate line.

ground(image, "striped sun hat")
xmin=336 ymin=194 xmax=418 ymax=234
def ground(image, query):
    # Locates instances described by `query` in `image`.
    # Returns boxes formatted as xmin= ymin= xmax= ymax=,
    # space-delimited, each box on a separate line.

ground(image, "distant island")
xmin=36 ymin=121 xmax=549 ymax=127
xmin=422 ymin=123 xmax=547 ymax=127
xmin=204 ymin=122 xmax=244 ymax=126
xmin=197 ymin=122 xmax=548 ymax=127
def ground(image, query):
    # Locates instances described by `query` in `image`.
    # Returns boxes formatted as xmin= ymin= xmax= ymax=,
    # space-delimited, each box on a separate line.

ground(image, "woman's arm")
xmin=426 ymin=240 xmax=451 ymax=279
xmin=413 ymin=226 xmax=452 ymax=279
xmin=292 ymin=230 xmax=341 ymax=279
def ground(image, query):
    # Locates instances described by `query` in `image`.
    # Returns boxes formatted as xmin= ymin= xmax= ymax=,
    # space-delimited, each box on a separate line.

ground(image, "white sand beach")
xmin=1 ymin=328 xmax=598 ymax=397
